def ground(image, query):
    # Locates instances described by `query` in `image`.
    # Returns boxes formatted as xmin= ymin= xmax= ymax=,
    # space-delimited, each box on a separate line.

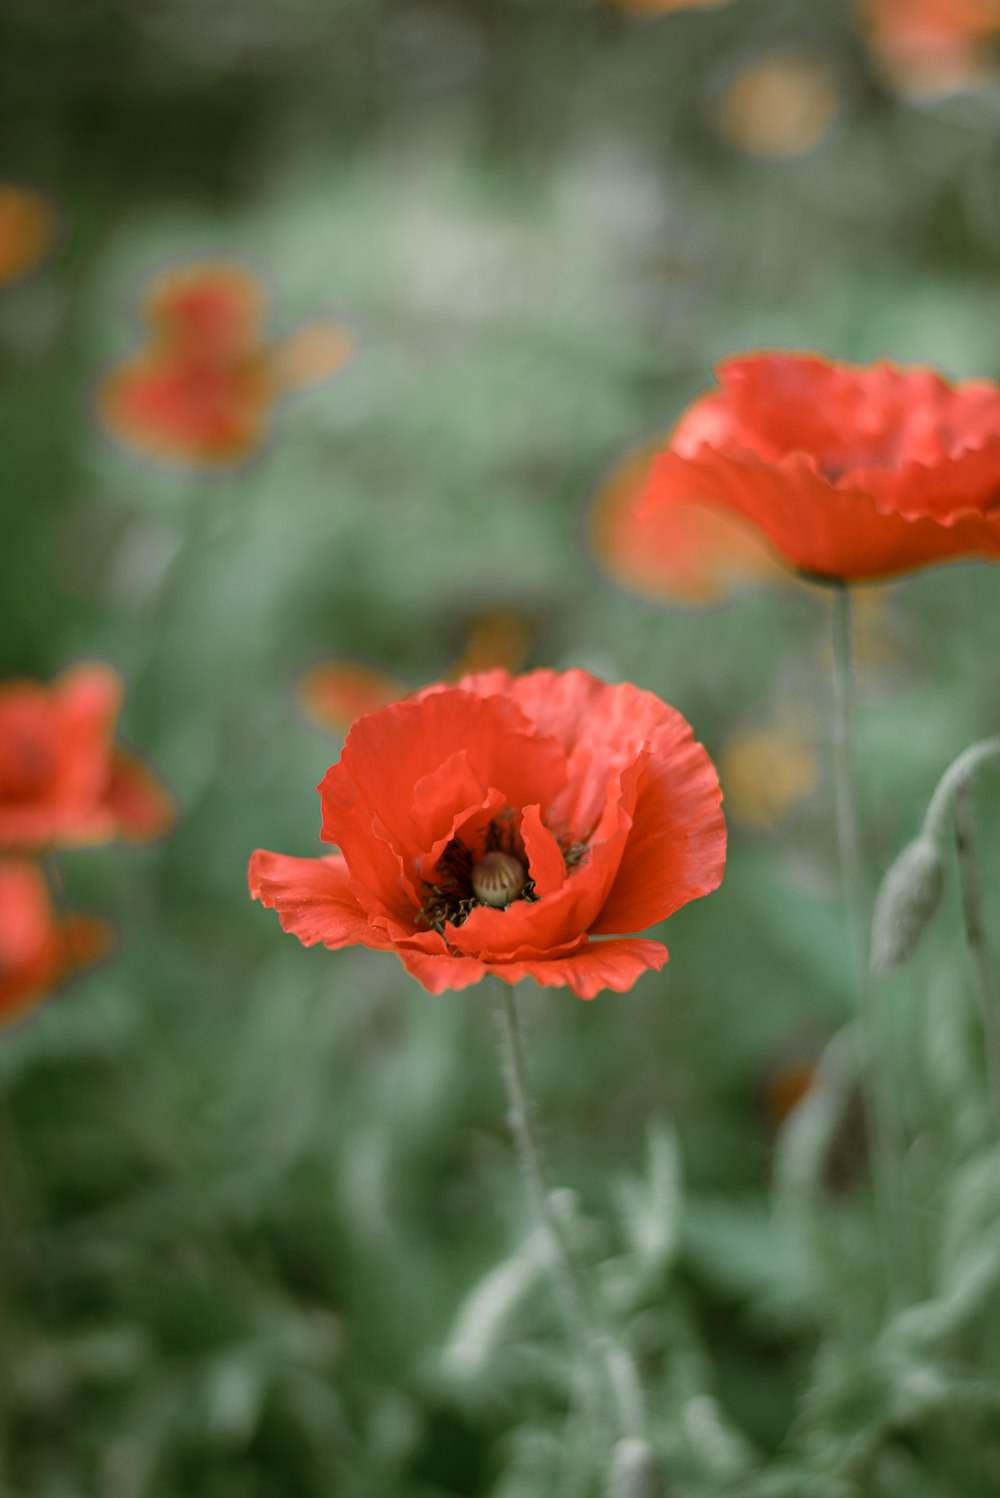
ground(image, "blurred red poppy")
xmin=0 ymin=860 xmax=113 ymax=1026
xmin=589 ymin=437 xmax=789 ymax=605
xmin=0 ymin=183 xmax=58 ymax=288
xmin=640 ymin=353 xmax=1000 ymax=582
xmin=0 ymin=664 xmax=175 ymax=851
xmin=250 ymin=669 xmax=725 ymax=998
xmin=859 ymin=0 xmax=1000 ymax=98
xmin=97 ymin=261 xmax=355 ymax=468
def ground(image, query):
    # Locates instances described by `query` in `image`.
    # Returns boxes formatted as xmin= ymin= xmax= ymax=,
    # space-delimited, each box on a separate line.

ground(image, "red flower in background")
xmin=250 ymin=669 xmax=725 ymax=999
xmin=640 ymin=353 xmax=1000 ymax=582
xmin=0 ymin=860 xmax=113 ymax=1026
xmin=859 ymin=0 xmax=1000 ymax=98
xmin=0 ymin=664 xmax=174 ymax=850
xmin=97 ymin=261 xmax=355 ymax=468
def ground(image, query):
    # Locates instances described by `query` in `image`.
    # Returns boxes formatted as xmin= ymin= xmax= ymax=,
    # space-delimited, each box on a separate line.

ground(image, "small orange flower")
xmin=614 ymin=0 xmax=733 ymax=16
xmin=251 ymin=669 xmax=726 ymax=999
xmin=589 ymin=437 xmax=789 ymax=605
xmin=298 ymin=661 xmax=407 ymax=736
xmin=859 ymin=0 xmax=1000 ymax=98
xmin=0 ymin=860 xmax=113 ymax=1026
xmin=97 ymin=261 xmax=355 ymax=468
xmin=0 ymin=183 xmax=59 ymax=288
xmin=719 ymin=713 xmax=818 ymax=830
xmin=0 ymin=664 xmax=174 ymax=851
xmin=640 ymin=352 xmax=1000 ymax=583
xmin=711 ymin=51 xmax=839 ymax=161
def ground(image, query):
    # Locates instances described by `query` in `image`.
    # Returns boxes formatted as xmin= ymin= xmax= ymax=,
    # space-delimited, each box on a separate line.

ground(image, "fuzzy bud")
xmin=605 ymin=1438 xmax=666 ymax=1498
xmin=870 ymin=835 xmax=945 ymax=974
xmin=471 ymin=851 xmax=527 ymax=908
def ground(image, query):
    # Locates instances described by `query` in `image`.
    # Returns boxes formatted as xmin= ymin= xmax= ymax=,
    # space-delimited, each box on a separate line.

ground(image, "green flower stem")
xmin=922 ymin=738 xmax=1000 ymax=844
xmin=491 ymin=980 xmax=646 ymax=1448
xmin=953 ymin=777 xmax=1000 ymax=1132
xmin=829 ymin=584 xmax=901 ymax=1298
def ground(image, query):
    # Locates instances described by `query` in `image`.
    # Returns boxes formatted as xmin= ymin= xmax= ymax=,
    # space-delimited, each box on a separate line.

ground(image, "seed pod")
xmin=470 ymin=851 xmax=527 ymax=908
xmin=870 ymin=835 xmax=945 ymax=974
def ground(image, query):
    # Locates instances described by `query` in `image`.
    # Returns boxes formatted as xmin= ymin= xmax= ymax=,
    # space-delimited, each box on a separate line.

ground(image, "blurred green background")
xmin=4 ymin=0 xmax=1000 ymax=1493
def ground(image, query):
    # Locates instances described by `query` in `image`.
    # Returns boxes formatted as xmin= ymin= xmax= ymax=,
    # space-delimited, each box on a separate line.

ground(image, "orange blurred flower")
xmin=711 ymin=51 xmax=839 ymax=160
xmin=97 ymin=260 xmax=355 ymax=468
xmin=0 ymin=664 xmax=175 ymax=851
xmin=0 ymin=860 xmax=113 ymax=1027
xmin=0 ymin=183 xmax=59 ymax=288
xmin=299 ymin=607 xmax=538 ymax=735
xmin=588 ymin=436 xmax=790 ymax=606
xmin=298 ymin=661 xmax=407 ymax=736
xmin=859 ymin=0 xmax=1000 ymax=98
xmin=614 ymin=0 xmax=733 ymax=17
xmin=719 ymin=712 xmax=818 ymax=830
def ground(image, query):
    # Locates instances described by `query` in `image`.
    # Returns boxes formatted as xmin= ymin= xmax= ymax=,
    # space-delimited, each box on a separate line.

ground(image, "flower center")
xmin=470 ymin=850 xmax=527 ymax=908
xmin=417 ymin=810 xmax=589 ymax=936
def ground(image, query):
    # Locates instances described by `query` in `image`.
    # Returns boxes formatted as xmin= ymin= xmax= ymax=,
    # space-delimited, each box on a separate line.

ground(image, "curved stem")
xmin=953 ymin=780 xmax=1000 ymax=1132
xmin=922 ymin=738 xmax=1000 ymax=845
xmin=829 ymin=585 xmax=901 ymax=1300
xmin=491 ymin=981 xmax=646 ymax=1445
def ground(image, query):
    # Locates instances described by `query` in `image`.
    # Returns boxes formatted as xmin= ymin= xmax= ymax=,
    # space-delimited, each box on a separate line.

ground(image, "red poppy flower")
xmin=97 ymin=261 xmax=356 ymax=468
xmin=859 ymin=0 xmax=1000 ymax=98
xmin=640 ymin=353 xmax=1000 ymax=582
xmin=0 ymin=860 xmax=113 ymax=1026
xmin=0 ymin=664 xmax=175 ymax=851
xmin=249 ymin=669 xmax=725 ymax=999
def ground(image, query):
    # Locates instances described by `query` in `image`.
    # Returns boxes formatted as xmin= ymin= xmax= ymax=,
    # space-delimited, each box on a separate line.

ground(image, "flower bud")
xmin=471 ymin=851 xmax=527 ymax=908
xmin=870 ymin=835 xmax=945 ymax=974
xmin=605 ymin=1438 xmax=666 ymax=1498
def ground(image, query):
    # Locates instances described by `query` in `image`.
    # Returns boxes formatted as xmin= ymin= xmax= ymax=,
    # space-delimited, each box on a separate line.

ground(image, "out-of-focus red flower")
xmin=0 ymin=184 xmax=58 ymax=288
xmin=859 ymin=0 xmax=1000 ymax=98
xmin=97 ymin=261 xmax=355 ymax=468
xmin=0 ymin=860 xmax=113 ymax=1026
xmin=711 ymin=51 xmax=839 ymax=160
xmin=0 ymin=664 xmax=175 ymax=851
xmin=250 ymin=669 xmax=726 ymax=999
xmin=589 ymin=437 xmax=791 ymax=605
xmin=640 ymin=352 xmax=1000 ymax=583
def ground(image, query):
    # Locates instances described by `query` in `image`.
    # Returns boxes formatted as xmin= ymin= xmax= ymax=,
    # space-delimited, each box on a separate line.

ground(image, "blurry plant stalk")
xmin=829 ymin=582 xmax=903 ymax=1299
xmin=924 ymin=738 xmax=1000 ymax=1125
xmin=491 ymin=980 xmax=656 ymax=1480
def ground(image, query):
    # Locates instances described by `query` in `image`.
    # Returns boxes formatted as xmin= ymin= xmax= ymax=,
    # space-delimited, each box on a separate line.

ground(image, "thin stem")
xmin=491 ymin=981 xmax=646 ymax=1446
xmin=829 ymin=584 xmax=901 ymax=1300
xmin=954 ymin=780 xmax=1000 ymax=1132
xmin=922 ymin=738 xmax=1000 ymax=845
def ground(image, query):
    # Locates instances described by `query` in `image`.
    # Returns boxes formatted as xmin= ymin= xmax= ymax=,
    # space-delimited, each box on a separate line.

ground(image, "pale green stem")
xmin=492 ymin=981 xmax=646 ymax=1447
xmin=921 ymin=738 xmax=1000 ymax=844
xmin=829 ymin=584 xmax=901 ymax=1299
xmin=953 ymin=779 xmax=1000 ymax=1132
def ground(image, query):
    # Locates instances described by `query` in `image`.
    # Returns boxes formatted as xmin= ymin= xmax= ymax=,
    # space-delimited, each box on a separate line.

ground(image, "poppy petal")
xmin=591 ymin=732 xmax=726 ymax=934
xmin=248 ymin=850 xmax=393 ymax=951
xmin=106 ymin=749 xmax=176 ymax=843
